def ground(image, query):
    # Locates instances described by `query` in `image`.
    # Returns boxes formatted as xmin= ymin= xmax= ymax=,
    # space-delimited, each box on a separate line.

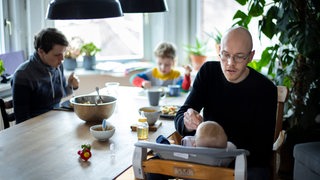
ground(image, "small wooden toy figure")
xmin=78 ymin=144 xmax=92 ymax=161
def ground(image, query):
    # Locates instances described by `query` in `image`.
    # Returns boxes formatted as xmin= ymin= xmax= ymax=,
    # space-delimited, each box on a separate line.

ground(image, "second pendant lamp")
xmin=119 ymin=0 xmax=168 ymax=13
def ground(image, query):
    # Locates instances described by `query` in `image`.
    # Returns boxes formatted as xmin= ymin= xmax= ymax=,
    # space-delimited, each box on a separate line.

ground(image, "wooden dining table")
xmin=0 ymin=86 xmax=188 ymax=180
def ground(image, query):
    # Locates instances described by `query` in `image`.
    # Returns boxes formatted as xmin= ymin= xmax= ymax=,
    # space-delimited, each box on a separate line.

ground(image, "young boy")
xmin=130 ymin=42 xmax=192 ymax=91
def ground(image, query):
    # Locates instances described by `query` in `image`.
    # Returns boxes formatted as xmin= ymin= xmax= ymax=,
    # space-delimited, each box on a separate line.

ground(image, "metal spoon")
xmin=96 ymin=87 xmax=103 ymax=104
xmin=71 ymin=85 xmax=75 ymax=97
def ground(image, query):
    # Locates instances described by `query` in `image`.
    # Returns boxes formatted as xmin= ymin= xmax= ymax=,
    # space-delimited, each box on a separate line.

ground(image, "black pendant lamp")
xmin=119 ymin=0 xmax=168 ymax=13
xmin=46 ymin=0 xmax=123 ymax=20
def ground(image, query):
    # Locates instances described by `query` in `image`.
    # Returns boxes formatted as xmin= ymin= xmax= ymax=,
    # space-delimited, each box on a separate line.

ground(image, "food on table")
xmin=161 ymin=105 xmax=179 ymax=116
xmin=82 ymin=101 xmax=91 ymax=104
xmin=81 ymin=100 xmax=104 ymax=104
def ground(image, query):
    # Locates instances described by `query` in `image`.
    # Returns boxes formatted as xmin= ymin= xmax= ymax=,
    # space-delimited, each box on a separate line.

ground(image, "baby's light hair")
xmin=195 ymin=121 xmax=228 ymax=148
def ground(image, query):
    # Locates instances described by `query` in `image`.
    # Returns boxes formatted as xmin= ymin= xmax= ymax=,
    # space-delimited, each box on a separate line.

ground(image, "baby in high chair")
xmin=182 ymin=121 xmax=237 ymax=150
xmin=150 ymin=121 xmax=237 ymax=179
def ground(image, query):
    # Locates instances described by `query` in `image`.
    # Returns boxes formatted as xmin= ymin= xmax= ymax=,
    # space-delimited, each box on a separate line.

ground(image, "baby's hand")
xmin=183 ymin=65 xmax=192 ymax=76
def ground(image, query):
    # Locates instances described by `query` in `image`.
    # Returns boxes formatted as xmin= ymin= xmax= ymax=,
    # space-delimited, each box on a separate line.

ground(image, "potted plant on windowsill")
xmin=0 ymin=59 xmax=5 ymax=74
xmin=80 ymin=42 xmax=101 ymax=70
xmin=63 ymin=37 xmax=83 ymax=71
xmin=184 ymin=37 xmax=208 ymax=71
xmin=207 ymin=28 xmax=222 ymax=55
xmin=64 ymin=46 xmax=81 ymax=70
xmin=0 ymin=59 xmax=5 ymax=82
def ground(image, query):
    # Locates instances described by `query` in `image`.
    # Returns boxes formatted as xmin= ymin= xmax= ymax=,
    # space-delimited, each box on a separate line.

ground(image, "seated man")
xmin=12 ymin=28 xmax=79 ymax=123
xmin=174 ymin=26 xmax=277 ymax=180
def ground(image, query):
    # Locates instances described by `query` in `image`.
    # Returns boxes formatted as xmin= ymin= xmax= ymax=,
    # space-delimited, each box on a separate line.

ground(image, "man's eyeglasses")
xmin=219 ymin=51 xmax=251 ymax=63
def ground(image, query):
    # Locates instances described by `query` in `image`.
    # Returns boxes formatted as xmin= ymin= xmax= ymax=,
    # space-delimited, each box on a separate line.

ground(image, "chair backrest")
xmin=274 ymin=86 xmax=289 ymax=142
xmin=133 ymin=141 xmax=249 ymax=180
xmin=271 ymin=86 xmax=289 ymax=180
xmin=0 ymin=99 xmax=15 ymax=129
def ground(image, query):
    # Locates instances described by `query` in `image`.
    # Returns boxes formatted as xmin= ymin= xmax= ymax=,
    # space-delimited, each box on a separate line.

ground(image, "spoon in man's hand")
xmin=95 ymin=87 xmax=103 ymax=104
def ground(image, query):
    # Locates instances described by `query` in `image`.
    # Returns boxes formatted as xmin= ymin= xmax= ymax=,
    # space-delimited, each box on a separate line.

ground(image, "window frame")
xmin=2 ymin=0 xmax=200 ymax=66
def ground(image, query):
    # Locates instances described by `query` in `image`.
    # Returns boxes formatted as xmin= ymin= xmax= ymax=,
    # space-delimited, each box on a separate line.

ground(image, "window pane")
xmin=54 ymin=14 xmax=143 ymax=61
xmin=201 ymin=0 xmax=273 ymax=59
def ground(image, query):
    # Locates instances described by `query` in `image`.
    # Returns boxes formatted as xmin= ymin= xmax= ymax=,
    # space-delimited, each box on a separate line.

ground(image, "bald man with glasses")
xmin=174 ymin=26 xmax=277 ymax=180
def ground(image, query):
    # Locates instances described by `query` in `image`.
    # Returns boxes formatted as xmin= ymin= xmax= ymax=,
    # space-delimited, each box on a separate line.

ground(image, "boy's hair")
xmin=154 ymin=42 xmax=176 ymax=59
xmin=195 ymin=121 xmax=228 ymax=148
xmin=34 ymin=28 xmax=69 ymax=53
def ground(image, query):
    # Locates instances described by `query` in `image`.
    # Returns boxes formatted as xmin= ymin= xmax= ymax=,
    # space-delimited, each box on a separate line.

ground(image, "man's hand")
xmin=68 ymin=72 xmax=79 ymax=89
xmin=183 ymin=108 xmax=203 ymax=132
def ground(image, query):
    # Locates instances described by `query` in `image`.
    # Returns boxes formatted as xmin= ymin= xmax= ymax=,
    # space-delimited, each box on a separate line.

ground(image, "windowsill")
xmin=64 ymin=60 xmax=154 ymax=78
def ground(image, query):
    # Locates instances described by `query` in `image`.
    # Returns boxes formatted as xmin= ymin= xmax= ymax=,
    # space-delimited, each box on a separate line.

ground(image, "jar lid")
xmin=138 ymin=117 xmax=147 ymax=122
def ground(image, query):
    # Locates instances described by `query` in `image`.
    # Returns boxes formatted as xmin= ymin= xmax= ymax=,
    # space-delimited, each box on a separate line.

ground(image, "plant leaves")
xmin=232 ymin=10 xmax=251 ymax=28
xmin=248 ymin=0 xmax=265 ymax=17
xmin=259 ymin=6 xmax=278 ymax=39
xmin=235 ymin=0 xmax=248 ymax=6
xmin=0 ymin=59 xmax=5 ymax=75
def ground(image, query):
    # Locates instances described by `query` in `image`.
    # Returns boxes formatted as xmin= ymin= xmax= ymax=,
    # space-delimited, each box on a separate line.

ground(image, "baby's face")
xmin=157 ymin=57 xmax=174 ymax=75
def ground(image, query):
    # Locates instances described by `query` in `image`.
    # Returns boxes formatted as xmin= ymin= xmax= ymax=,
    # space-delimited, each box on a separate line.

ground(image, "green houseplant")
xmin=0 ymin=59 xmax=5 ymax=75
xmin=80 ymin=42 xmax=101 ymax=70
xmin=184 ymin=37 xmax=208 ymax=71
xmin=0 ymin=59 xmax=5 ymax=83
xmin=232 ymin=0 xmax=320 ymax=178
xmin=207 ymin=28 xmax=222 ymax=55
xmin=64 ymin=45 xmax=81 ymax=70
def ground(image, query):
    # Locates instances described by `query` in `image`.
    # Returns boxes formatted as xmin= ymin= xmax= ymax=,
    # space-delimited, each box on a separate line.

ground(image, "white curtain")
xmin=143 ymin=0 xmax=200 ymax=65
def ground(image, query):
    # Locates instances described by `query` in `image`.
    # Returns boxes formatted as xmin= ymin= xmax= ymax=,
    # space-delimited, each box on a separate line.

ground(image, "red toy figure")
xmin=78 ymin=144 xmax=92 ymax=161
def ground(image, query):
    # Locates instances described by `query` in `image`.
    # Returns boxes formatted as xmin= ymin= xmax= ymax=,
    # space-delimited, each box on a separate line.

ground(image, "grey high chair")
xmin=132 ymin=141 xmax=249 ymax=180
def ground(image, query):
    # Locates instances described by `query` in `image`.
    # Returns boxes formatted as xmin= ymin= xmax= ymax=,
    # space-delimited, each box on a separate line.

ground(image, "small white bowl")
xmin=90 ymin=122 xmax=115 ymax=141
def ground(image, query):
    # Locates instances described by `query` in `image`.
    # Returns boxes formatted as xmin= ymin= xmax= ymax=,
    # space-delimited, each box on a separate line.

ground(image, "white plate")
xmin=160 ymin=105 xmax=181 ymax=119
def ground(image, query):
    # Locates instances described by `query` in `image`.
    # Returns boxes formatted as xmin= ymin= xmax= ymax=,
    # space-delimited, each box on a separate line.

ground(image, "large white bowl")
xmin=90 ymin=123 xmax=115 ymax=141
xmin=70 ymin=95 xmax=117 ymax=122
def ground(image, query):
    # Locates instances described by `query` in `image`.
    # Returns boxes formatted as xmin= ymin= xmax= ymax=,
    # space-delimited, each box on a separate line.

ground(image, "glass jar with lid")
xmin=137 ymin=112 xmax=148 ymax=140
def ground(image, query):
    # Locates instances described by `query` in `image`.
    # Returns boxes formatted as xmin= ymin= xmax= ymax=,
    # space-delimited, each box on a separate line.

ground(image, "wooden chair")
xmin=0 ymin=99 xmax=15 ymax=129
xmin=272 ymin=85 xmax=289 ymax=179
xmin=133 ymin=141 xmax=249 ymax=180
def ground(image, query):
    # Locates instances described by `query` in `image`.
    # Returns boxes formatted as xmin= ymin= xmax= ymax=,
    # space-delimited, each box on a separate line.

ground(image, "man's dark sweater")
xmin=12 ymin=52 xmax=72 ymax=123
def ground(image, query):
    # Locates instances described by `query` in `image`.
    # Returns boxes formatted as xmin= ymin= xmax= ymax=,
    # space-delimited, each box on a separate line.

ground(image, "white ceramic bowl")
xmin=90 ymin=122 xmax=115 ymax=141
xmin=139 ymin=106 xmax=161 ymax=125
